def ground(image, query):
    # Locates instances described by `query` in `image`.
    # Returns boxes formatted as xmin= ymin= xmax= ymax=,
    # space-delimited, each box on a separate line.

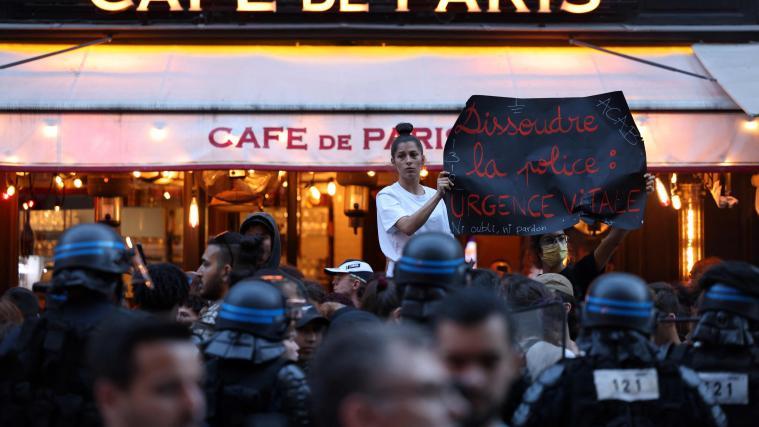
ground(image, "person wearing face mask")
xmin=529 ymin=173 xmax=656 ymax=299
xmin=376 ymin=122 xmax=454 ymax=277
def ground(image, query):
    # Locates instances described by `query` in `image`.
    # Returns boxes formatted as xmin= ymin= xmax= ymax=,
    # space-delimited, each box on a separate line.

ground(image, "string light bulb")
xmin=327 ymin=180 xmax=337 ymax=196
xmin=671 ymin=194 xmax=682 ymax=210
xmin=420 ymin=168 xmax=429 ymax=178
xmin=282 ymin=181 xmax=288 ymax=188
xmin=73 ymin=178 xmax=83 ymax=189
xmin=188 ymin=197 xmax=199 ymax=228
xmin=132 ymin=171 xmax=142 ymax=178
xmin=54 ymin=205 xmax=61 ymax=212
xmin=6 ymin=184 xmax=15 ymax=197
xmin=655 ymin=177 xmax=670 ymax=207
xmin=670 ymin=173 xmax=677 ymax=184
xmin=163 ymin=191 xmax=171 ymax=200
xmin=54 ymin=175 xmax=64 ymax=188
xmin=309 ymin=185 xmax=322 ymax=204
xmin=367 ymin=171 xmax=376 ymax=177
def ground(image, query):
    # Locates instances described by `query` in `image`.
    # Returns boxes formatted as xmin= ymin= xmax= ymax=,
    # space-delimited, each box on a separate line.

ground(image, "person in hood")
xmin=240 ymin=212 xmax=282 ymax=269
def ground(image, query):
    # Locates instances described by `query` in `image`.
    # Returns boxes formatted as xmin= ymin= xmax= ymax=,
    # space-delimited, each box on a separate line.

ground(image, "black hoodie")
xmin=240 ymin=212 xmax=282 ymax=269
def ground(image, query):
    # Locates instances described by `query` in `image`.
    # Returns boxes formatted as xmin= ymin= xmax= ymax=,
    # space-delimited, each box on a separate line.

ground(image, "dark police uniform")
xmin=0 ymin=224 xmax=134 ymax=427
xmin=512 ymin=272 xmax=727 ymax=427
xmin=665 ymin=261 xmax=759 ymax=427
xmin=203 ymin=278 xmax=311 ymax=427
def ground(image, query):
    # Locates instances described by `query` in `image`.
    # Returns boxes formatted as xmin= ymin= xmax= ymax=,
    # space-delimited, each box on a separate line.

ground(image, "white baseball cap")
xmin=325 ymin=259 xmax=374 ymax=283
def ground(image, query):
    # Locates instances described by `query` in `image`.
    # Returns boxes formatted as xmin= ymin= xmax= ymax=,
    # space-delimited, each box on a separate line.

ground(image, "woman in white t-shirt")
xmin=376 ymin=122 xmax=454 ymax=276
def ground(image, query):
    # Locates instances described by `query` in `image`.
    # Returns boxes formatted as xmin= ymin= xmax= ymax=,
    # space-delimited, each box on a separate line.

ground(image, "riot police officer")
xmin=665 ymin=261 xmax=759 ymax=427
xmin=0 ymin=223 xmax=136 ymax=427
xmin=393 ymin=232 xmax=469 ymax=325
xmin=512 ymin=272 xmax=727 ymax=427
xmin=203 ymin=278 xmax=311 ymax=427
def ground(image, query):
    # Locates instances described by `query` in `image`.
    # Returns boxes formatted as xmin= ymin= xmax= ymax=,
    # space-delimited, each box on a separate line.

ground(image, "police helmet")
xmin=393 ymin=232 xmax=469 ymax=289
xmin=582 ymin=273 xmax=654 ymax=334
xmin=216 ymin=278 xmax=290 ymax=341
xmin=53 ymin=223 xmax=132 ymax=276
xmin=698 ymin=261 xmax=759 ymax=322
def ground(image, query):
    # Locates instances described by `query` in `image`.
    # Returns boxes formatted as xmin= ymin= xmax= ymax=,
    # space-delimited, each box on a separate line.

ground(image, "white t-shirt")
xmin=376 ymin=182 xmax=452 ymax=276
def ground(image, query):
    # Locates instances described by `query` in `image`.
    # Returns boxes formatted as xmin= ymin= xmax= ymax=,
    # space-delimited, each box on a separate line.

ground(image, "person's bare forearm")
xmin=394 ymin=193 xmax=443 ymax=236
xmin=594 ymin=228 xmax=629 ymax=270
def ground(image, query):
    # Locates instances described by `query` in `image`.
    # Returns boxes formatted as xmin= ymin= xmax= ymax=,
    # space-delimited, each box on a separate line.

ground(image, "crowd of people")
xmin=0 ymin=123 xmax=756 ymax=427
xmin=0 ymin=218 xmax=755 ymax=427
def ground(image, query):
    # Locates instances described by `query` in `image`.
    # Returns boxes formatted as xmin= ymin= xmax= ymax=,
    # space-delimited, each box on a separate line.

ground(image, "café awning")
xmin=0 ymin=44 xmax=756 ymax=171
xmin=693 ymin=43 xmax=759 ymax=118
xmin=0 ymin=44 xmax=737 ymax=111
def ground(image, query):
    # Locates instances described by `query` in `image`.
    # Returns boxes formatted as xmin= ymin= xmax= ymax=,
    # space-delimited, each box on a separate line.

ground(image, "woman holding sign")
xmin=376 ymin=123 xmax=453 ymax=276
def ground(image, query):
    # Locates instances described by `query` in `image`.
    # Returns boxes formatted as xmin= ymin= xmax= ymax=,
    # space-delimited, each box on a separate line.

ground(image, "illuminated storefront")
xmin=1 ymin=0 xmax=758 ymax=289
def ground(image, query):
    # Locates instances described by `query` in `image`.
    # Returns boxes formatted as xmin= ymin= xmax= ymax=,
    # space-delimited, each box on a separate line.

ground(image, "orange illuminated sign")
xmin=90 ymin=0 xmax=602 ymax=13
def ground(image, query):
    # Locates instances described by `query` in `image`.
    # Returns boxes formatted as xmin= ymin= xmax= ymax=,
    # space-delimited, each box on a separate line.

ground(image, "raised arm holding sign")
xmin=443 ymin=92 xmax=654 ymax=296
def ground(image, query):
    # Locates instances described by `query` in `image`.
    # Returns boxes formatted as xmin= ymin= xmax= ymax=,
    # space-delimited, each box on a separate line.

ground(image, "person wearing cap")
xmin=325 ymin=259 xmax=374 ymax=308
xmin=294 ymin=305 xmax=329 ymax=374
xmin=376 ymin=122 xmax=454 ymax=277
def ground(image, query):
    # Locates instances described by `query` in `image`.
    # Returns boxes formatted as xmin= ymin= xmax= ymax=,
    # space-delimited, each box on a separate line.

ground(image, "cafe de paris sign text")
xmin=91 ymin=0 xmax=602 ymax=14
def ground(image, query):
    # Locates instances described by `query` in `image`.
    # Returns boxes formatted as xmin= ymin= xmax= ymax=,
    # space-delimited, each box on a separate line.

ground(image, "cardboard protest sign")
xmin=443 ymin=91 xmax=647 ymax=236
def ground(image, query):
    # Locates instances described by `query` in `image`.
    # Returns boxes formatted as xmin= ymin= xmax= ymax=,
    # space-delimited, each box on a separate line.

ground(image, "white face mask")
xmin=541 ymin=242 xmax=568 ymax=269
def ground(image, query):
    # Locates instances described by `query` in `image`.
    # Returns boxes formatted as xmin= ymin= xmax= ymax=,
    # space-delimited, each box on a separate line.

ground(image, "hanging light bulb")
xmin=744 ymin=118 xmax=758 ymax=131
xmin=27 ymin=200 xmax=35 ymax=208
xmin=671 ymin=194 xmax=682 ymax=210
xmin=163 ymin=191 xmax=171 ymax=200
xmin=309 ymin=185 xmax=322 ymax=204
xmin=6 ymin=184 xmax=15 ymax=197
xmin=73 ymin=178 xmax=83 ymax=188
xmin=670 ymin=173 xmax=677 ymax=184
xmin=54 ymin=205 xmax=61 ymax=212
xmin=2 ymin=193 xmax=9 ymax=200
xmin=367 ymin=171 xmax=376 ymax=177
xmin=282 ymin=181 xmax=289 ymax=188
xmin=132 ymin=171 xmax=142 ymax=178
xmin=420 ymin=167 xmax=429 ymax=178
xmin=54 ymin=175 xmax=64 ymax=188
xmin=327 ymin=180 xmax=337 ymax=196
xmin=188 ymin=197 xmax=199 ymax=228
xmin=22 ymin=202 xmax=29 ymax=210
xmin=655 ymin=177 xmax=670 ymax=207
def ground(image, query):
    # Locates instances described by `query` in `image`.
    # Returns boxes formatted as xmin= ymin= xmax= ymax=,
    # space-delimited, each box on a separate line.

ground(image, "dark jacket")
xmin=240 ymin=212 xmax=282 ymax=269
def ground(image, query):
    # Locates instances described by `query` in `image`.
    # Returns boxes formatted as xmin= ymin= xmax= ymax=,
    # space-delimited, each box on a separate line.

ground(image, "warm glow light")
xmin=132 ymin=171 xmax=141 ymax=178
xmin=327 ymin=181 xmax=337 ymax=196
xmin=309 ymin=185 xmax=322 ymax=203
xmin=54 ymin=205 xmax=60 ymax=212
xmin=367 ymin=171 xmax=376 ymax=177
xmin=54 ymin=175 xmax=64 ymax=188
xmin=22 ymin=202 xmax=28 ymax=210
xmin=744 ymin=119 xmax=758 ymax=131
xmin=282 ymin=181 xmax=289 ymax=188
xmin=2 ymin=193 xmax=9 ymax=200
xmin=685 ymin=208 xmax=695 ymax=273
xmin=655 ymin=177 xmax=670 ymax=206
xmin=671 ymin=194 xmax=682 ymax=210
xmin=27 ymin=200 xmax=34 ymax=208
xmin=420 ymin=168 xmax=429 ymax=178
xmin=278 ymin=171 xmax=286 ymax=180
xmin=125 ymin=236 xmax=133 ymax=249
xmin=670 ymin=173 xmax=677 ymax=184
xmin=150 ymin=123 xmax=167 ymax=141
xmin=248 ymin=169 xmax=255 ymax=175
xmin=42 ymin=122 xmax=59 ymax=138
xmin=73 ymin=178 xmax=83 ymax=188
xmin=189 ymin=197 xmax=199 ymax=228
xmin=163 ymin=191 xmax=171 ymax=200
xmin=6 ymin=185 xmax=15 ymax=197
